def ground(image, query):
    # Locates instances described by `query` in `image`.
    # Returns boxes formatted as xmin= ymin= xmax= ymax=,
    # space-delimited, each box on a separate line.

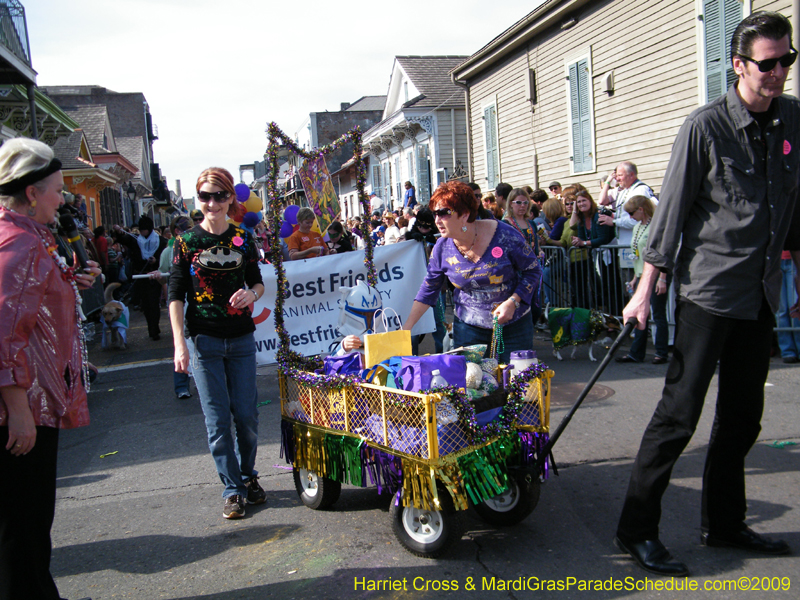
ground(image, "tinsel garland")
xmin=400 ymin=459 xmax=440 ymax=511
xmin=430 ymin=362 xmax=551 ymax=447
xmin=324 ymin=434 xmax=365 ymax=487
xmin=362 ymin=446 xmax=403 ymax=496
xmin=456 ymin=434 xmax=518 ymax=505
xmin=436 ymin=463 xmax=469 ymax=511
xmin=293 ymin=423 xmax=328 ymax=477
xmin=265 ymin=122 xmax=377 ymax=380
xmin=518 ymin=430 xmax=551 ymax=480
xmin=280 ymin=418 xmax=295 ymax=464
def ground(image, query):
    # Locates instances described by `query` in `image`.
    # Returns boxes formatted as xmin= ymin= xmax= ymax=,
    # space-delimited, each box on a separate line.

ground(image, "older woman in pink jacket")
xmin=0 ymin=138 xmax=100 ymax=599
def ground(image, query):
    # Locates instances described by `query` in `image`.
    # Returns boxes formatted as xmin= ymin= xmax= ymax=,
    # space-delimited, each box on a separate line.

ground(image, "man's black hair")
xmin=731 ymin=11 xmax=792 ymax=65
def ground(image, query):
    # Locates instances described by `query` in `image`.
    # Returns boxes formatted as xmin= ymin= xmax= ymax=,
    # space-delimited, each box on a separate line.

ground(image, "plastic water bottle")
xmin=430 ymin=369 xmax=448 ymax=388
xmin=431 ymin=370 xmax=457 ymax=425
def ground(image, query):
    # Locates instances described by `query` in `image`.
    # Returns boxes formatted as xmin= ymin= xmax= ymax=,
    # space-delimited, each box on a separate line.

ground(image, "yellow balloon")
xmin=244 ymin=191 xmax=263 ymax=213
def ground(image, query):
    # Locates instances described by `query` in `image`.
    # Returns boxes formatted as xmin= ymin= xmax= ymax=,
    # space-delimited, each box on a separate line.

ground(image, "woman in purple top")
xmin=403 ymin=181 xmax=541 ymax=363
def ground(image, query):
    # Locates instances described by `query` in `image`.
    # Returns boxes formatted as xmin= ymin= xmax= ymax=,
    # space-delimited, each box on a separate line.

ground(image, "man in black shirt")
xmin=615 ymin=11 xmax=800 ymax=576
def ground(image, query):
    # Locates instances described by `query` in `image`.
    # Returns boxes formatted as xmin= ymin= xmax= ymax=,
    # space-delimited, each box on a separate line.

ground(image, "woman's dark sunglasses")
xmin=432 ymin=208 xmax=453 ymax=218
xmin=197 ymin=190 xmax=231 ymax=202
xmin=738 ymin=48 xmax=798 ymax=72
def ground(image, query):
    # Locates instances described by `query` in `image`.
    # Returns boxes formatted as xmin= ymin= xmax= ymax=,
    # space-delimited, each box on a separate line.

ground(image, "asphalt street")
xmin=51 ymin=305 xmax=800 ymax=599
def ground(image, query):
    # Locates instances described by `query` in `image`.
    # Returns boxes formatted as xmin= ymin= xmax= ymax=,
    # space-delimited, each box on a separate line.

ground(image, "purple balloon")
xmin=280 ymin=220 xmax=294 ymax=238
xmin=284 ymin=204 xmax=300 ymax=225
xmin=242 ymin=211 xmax=260 ymax=229
xmin=234 ymin=183 xmax=250 ymax=202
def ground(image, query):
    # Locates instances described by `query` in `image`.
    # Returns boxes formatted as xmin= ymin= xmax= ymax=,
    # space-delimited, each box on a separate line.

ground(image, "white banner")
xmin=252 ymin=241 xmax=436 ymax=364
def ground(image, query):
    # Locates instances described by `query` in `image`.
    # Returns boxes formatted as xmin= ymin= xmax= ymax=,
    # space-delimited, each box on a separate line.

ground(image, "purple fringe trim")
xmin=518 ymin=431 xmax=550 ymax=480
xmin=280 ymin=419 xmax=295 ymax=464
xmin=362 ymin=446 xmax=402 ymax=496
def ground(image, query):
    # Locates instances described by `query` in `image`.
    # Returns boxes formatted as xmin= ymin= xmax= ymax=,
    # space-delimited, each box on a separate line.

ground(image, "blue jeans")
xmin=453 ymin=313 xmax=533 ymax=364
xmin=192 ymin=332 xmax=259 ymax=498
xmin=628 ymin=274 xmax=671 ymax=361
xmin=777 ymin=258 xmax=800 ymax=358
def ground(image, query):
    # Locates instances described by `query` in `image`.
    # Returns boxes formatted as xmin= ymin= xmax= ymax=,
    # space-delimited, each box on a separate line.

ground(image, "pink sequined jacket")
xmin=0 ymin=209 xmax=89 ymax=429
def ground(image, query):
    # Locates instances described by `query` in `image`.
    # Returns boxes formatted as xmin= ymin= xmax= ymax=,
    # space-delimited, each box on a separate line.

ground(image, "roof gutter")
xmin=451 ymin=0 xmax=591 ymax=83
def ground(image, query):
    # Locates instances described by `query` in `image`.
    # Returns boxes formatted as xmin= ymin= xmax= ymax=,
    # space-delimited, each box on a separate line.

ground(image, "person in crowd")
xmin=169 ymin=167 xmax=266 ymax=520
xmin=150 ymin=215 xmax=194 ymax=398
xmin=598 ymin=161 xmax=656 ymax=299
xmin=403 ymin=181 xmax=541 ymax=363
xmin=373 ymin=225 xmax=386 ymax=246
xmin=325 ymin=220 xmax=353 ymax=253
xmin=614 ymin=11 xmax=798 ymax=576
xmin=503 ymin=188 xmax=540 ymax=255
xmin=93 ymin=225 xmax=109 ymax=273
xmin=397 ymin=216 xmax=409 ymax=237
xmin=548 ymin=181 xmax=562 ymax=198
xmin=383 ymin=212 xmax=401 ymax=244
xmin=190 ymin=208 xmax=204 ymax=225
xmin=114 ymin=216 xmax=167 ymax=340
xmin=403 ymin=181 xmax=417 ymax=210
xmin=404 ymin=206 xmax=437 ymax=244
xmin=530 ymin=188 xmax=548 ymax=216
xmin=287 ymin=207 xmax=327 ymax=260
xmin=537 ymin=198 xmax=568 ymax=306
xmin=777 ymin=250 xmax=800 ymax=362
xmin=566 ymin=190 xmax=611 ymax=309
xmin=572 ymin=189 xmax=623 ymax=314
xmin=0 ymin=138 xmax=101 ymax=600
xmin=494 ymin=182 xmax=512 ymax=214
xmin=615 ymin=196 xmax=670 ymax=365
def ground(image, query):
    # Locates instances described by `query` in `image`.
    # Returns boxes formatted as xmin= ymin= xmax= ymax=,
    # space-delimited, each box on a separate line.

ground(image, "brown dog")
xmin=102 ymin=283 xmax=128 ymax=350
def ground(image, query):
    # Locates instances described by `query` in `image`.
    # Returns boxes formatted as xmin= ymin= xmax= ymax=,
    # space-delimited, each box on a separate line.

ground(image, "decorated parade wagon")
xmin=266 ymin=123 xmax=556 ymax=557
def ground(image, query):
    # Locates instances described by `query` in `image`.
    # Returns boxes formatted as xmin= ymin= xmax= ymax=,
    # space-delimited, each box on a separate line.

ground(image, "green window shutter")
xmin=383 ymin=162 xmax=391 ymax=205
xmin=569 ymin=59 xmax=592 ymax=173
xmin=483 ymin=104 xmax=499 ymax=189
xmin=372 ymin=164 xmax=381 ymax=193
xmin=407 ymin=151 xmax=415 ymax=190
xmin=416 ymin=144 xmax=431 ymax=204
xmin=704 ymin=0 xmax=742 ymax=101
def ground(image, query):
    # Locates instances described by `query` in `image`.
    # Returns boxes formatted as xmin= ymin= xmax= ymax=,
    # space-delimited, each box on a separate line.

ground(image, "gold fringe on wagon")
xmin=293 ymin=423 xmax=328 ymax=477
xmin=400 ymin=459 xmax=440 ymax=511
xmin=436 ymin=463 xmax=469 ymax=511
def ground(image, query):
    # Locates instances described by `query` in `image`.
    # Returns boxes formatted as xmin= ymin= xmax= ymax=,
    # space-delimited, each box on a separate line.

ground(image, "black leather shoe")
xmin=615 ymin=355 xmax=641 ymax=364
xmin=701 ymin=526 xmax=791 ymax=555
xmin=614 ymin=537 xmax=689 ymax=576
xmin=652 ymin=355 xmax=669 ymax=364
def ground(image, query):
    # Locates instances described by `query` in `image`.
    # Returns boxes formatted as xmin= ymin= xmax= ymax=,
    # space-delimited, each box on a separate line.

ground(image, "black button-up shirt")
xmin=645 ymin=85 xmax=800 ymax=319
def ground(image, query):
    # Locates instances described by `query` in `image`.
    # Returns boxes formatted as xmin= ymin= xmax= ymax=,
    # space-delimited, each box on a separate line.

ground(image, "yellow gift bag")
xmin=364 ymin=308 xmax=412 ymax=368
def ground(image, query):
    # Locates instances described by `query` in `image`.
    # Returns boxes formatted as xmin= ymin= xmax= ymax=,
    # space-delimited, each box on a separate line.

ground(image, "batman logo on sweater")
xmin=197 ymin=246 xmax=244 ymax=270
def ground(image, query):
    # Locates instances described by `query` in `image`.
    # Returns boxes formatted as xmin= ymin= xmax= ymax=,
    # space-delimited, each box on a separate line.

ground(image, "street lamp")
xmin=126 ymin=182 xmax=137 ymax=203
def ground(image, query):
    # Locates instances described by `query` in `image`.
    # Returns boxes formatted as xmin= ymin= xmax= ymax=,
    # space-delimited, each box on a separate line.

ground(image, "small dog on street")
xmin=547 ymin=307 xmax=620 ymax=361
xmin=101 ymin=282 xmax=129 ymax=350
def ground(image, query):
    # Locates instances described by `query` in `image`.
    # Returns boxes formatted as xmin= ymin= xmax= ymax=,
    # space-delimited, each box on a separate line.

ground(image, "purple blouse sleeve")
xmin=414 ymin=237 xmax=446 ymax=306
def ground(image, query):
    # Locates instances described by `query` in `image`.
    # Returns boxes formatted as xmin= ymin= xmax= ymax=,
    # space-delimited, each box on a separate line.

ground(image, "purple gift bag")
xmin=323 ymin=351 xmax=364 ymax=377
xmin=398 ymin=355 xmax=467 ymax=392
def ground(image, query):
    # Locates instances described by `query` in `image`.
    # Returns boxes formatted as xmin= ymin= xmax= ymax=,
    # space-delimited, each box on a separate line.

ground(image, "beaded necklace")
xmin=631 ymin=218 xmax=650 ymax=258
xmin=35 ymin=223 xmax=91 ymax=393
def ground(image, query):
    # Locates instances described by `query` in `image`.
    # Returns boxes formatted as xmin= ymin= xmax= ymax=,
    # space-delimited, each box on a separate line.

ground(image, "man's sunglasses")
xmin=197 ymin=191 xmax=231 ymax=202
xmin=432 ymin=208 xmax=453 ymax=218
xmin=738 ymin=48 xmax=798 ymax=72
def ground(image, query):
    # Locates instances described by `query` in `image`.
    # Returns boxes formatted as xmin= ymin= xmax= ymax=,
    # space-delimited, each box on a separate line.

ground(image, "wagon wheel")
xmin=293 ymin=467 xmax=341 ymax=510
xmin=390 ymin=487 xmax=462 ymax=558
xmin=473 ymin=469 xmax=541 ymax=526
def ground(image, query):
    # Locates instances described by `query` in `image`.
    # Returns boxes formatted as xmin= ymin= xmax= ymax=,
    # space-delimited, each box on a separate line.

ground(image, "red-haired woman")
xmin=169 ymin=167 xmax=266 ymax=520
xmin=403 ymin=181 xmax=541 ymax=363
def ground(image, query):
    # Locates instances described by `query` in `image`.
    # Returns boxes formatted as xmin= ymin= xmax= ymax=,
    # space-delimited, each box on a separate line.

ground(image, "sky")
xmin=25 ymin=0 xmax=543 ymax=198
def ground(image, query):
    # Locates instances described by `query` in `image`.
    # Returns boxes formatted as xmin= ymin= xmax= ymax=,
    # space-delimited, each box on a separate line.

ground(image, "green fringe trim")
xmin=456 ymin=435 xmax=519 ymax=505
xmin=324 ymin=434 xmax=364 ymax=487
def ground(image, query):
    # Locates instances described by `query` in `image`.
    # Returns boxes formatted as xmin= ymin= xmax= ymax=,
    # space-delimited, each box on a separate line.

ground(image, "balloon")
xmin=284 ymin=204 xmax=299 ymax=225
xmin=234 ymin=183 xmax=250 ymax=202
xmin=244 ymin=191 xmax=262 ymax=213
xmin=242 ymin=211 xmax=260 ymax=229
xmin=280 ymin=221 xmax=294 ymax=238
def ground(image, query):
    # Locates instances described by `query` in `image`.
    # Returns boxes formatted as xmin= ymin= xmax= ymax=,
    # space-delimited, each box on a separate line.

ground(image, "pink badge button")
xmin=784 ymin=140 xmax=791 ymax=155
xmin=491 ymin=246 xmax=503 ymax=258
xmin=232 ymin=236 xmax=244 ymax=247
